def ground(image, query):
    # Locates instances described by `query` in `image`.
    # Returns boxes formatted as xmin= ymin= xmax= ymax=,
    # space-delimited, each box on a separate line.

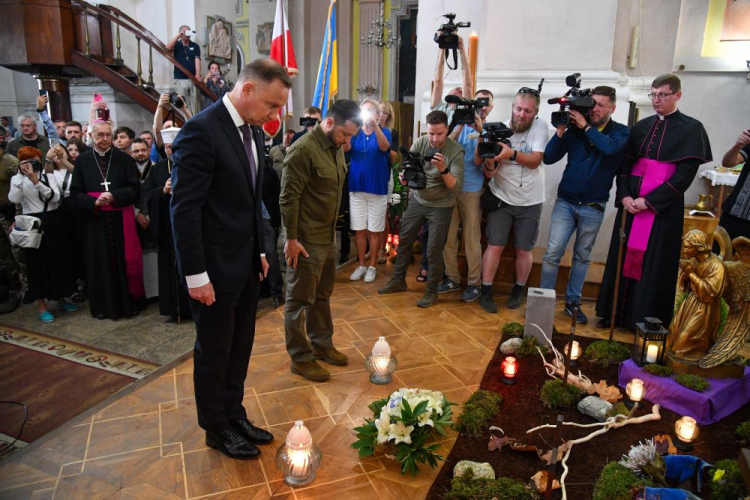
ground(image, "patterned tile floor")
xmin=0 ymin=261 xmax=637 ymax=499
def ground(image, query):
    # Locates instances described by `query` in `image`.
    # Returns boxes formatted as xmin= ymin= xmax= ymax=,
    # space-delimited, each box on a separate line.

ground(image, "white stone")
xmin=453 ymin=460 xmax=496 ymax=480
xmin=578 ymin=396 xmax=614 ymax=422
xmin=500 ymin=338 xmax=523 ymax=355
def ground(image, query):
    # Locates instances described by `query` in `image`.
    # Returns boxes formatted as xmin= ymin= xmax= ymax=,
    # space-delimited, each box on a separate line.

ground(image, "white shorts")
xmin=349 ymin=192 xmax=388 ymax=232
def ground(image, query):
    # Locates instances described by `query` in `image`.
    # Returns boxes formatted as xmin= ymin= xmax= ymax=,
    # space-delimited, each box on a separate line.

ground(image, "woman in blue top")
xmin=345 ymin=99 xmax=392 ymax=284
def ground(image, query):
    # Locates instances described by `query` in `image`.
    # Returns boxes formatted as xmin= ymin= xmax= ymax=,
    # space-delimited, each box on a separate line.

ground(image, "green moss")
xmin=515 ymin=336 xmax=548 ymax=358
xmin=454 ymin=390 xmax=503 ymax=437
xmin=445 ymin=473 xmax=540 ymax=500
xmin=607 ymin=402 xmax=630 ymax=418
xmin=585 ymin=340 xmax=631 ymax=366
xmin=675 ymin=374 xmax=710 ymax=392
xmin=593 ymin=462 xmax=652 ymax=500
xmin=501 ymin=322 xmax=524 ymax=338
xmin=642 ymin=364 xmax=673 ymax=377
xmin=736 ymin=421 xmax=750 ymax=446
xmin=710 ymin=459 xmax=748 ymax=500
xmin=539 ymin=379 xmax=582 ymax=409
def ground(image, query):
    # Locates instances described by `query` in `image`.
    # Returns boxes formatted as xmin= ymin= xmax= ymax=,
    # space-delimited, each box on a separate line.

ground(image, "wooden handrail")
xmin=71 ymin=0 xmax=217 ymax=102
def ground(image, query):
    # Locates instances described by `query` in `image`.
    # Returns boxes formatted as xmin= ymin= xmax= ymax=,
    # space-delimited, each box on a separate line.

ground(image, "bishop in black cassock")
xmin=71 ymin=122 xmax=145 ymax=319
xmin=596 ymin=75 xmax=712 ymax=330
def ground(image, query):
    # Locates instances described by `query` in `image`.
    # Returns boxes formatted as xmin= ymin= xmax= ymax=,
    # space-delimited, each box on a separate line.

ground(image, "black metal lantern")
xmin=632 ymin=317 xmax=668 ymax=366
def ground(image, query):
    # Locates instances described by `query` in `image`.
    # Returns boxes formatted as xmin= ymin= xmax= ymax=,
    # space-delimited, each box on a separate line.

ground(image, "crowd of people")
xmin=1 ymin=35 xmax=748 ymax=461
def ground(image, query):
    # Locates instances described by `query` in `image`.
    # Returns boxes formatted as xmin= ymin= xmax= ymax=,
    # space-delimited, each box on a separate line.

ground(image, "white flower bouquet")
xmin=352 ymin=388 xmax=455 ymax=475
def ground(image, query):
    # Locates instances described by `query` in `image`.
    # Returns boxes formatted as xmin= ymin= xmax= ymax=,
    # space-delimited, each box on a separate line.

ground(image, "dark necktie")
xmin=239 ymin=124 xmax=257 ymax=188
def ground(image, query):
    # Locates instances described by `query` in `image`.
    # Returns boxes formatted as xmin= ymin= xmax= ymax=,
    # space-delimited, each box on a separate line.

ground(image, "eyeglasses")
xmin=94 ymin=133 xmax=113 ymax=138
xmin=648 ymin=92 xmax=676 ymax=100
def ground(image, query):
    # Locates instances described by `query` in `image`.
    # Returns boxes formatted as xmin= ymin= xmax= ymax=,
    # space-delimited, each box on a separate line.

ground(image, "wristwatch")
xmin=440 ymin=167 xmax=450 ymax=175
xmin=510 ymin=150 xmax=518 ymax=162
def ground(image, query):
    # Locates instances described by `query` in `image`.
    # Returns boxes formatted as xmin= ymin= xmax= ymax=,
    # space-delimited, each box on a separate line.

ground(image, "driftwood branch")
xmin=530 ymin=323 xmax=592 ymax=391
xmin=526 ymin=405 xmax=662 ymax=500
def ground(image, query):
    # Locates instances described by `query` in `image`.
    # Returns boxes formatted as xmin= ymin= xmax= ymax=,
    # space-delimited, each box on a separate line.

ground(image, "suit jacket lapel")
xmin=217 ymin=101 xmax=255 ymax=195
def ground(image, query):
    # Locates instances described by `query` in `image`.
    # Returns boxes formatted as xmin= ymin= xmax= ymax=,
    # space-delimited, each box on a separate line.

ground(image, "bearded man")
xmin=478 ymin=88 xmax=550 ymax=313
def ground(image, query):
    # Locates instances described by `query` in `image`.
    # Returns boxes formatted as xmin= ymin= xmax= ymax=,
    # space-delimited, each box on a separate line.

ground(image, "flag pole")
xmin=281 ymin=0 xmax=287 ymax=137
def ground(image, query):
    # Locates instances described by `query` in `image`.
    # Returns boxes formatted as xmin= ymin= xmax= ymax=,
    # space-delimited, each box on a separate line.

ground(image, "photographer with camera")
xmin=430 ymin=33 xmax=472 ymax=130
xmin=378 ymin=110 xmax=464 ymax=308
xmin=345 ymin=99 xmax=392 ymax=284
xmin=718 ymin=129 xmax=750 ymax=241
xmin=479 ymin=88 xmax=550 ymax=313
xmin=166 ymin=25 xmax=201 ymax=114
xmin=435 ymin=89 xmax=494 ymax=302
xmin=289 ymin=106 xmax=323 ymax=147
xmin=203 ymin=60 xmax=231 ymax=109
xmin=539 ymin=86 xmax=629 ymax=324
xmin=9 ymin=147 xmax=77 ymax=322
xmin=153 ymin=92 xmax=192 ymax=161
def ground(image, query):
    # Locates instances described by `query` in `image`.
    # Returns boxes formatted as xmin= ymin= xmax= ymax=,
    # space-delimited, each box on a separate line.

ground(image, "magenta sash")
xmin=622 ymin=159 xmax=676 ymax=281
xmin=88 ymin=193 xmax=145 ymax=298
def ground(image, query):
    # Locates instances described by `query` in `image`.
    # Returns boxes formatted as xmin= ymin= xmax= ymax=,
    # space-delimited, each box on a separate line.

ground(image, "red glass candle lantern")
xmin=501 ymin=356 xmax=518 ymax=385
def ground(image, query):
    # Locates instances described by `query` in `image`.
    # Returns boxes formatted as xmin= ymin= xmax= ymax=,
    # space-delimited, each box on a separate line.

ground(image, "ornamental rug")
xmin=0 ymin=325 xmax=158 ymax=444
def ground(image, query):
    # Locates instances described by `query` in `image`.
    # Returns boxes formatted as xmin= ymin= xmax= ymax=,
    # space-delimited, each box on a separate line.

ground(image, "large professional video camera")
xmin=399 ymin=146 xmax=435 ymax=190
xmin=434 ymin=13 xmax=471 ymax=49
xmin=547 ymin=73 xmax=595 ymax=128
xmin=476 ymin=122 xmax=514 ymax=159
xmin=445 ymin=95 xmax=490 ymax=125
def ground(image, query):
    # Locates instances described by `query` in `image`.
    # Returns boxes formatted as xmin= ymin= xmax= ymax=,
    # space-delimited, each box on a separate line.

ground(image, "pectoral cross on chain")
xmin=101 ymin=180 xmax=111 ymax=192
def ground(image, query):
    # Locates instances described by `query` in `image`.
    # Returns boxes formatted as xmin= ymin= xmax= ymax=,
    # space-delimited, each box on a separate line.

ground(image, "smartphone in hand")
xmin=39 ymin=89 xmax=48 ymax=97
xmin=93 ymin=93 xmax=102 ymax=102
xmin=97 ymin=108 xmax=110 ymax=122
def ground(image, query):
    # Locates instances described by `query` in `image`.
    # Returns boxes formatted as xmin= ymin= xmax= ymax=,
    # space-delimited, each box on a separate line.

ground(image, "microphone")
xmin=547 ymin=97 xmax=567 ymax=105
xmin=444 ymin=94 xmax=462 ymax=104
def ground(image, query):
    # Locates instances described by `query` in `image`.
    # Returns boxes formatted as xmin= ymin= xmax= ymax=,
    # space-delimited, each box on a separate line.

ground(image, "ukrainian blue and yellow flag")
xmin=313 ymin=0 xmax=338 ymax=116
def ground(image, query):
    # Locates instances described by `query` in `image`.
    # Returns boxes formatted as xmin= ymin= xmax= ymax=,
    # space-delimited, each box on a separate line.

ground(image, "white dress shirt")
xmin=9 ymin=172 xmax=61 ymax=214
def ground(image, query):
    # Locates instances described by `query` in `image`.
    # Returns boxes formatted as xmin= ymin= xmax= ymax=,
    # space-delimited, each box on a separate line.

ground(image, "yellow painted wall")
xmin=701 ymin=0 xmax=750 ymax=58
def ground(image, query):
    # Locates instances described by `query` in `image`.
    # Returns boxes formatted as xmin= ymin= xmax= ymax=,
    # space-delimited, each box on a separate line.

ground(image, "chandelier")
xmin=361 ymin=0 xmax=401 ymax=50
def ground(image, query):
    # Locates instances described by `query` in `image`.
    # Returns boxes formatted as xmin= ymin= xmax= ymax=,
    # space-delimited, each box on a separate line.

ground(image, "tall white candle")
xmin=646 ymin=344 xmax=659 ymax=363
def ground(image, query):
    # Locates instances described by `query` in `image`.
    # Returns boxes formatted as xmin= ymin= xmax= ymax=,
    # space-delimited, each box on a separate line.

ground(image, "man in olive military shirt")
xmin=379 ymin=110 xmax=465 ymax=308
xmin=280 ymin=100 xmax=362 ymax=382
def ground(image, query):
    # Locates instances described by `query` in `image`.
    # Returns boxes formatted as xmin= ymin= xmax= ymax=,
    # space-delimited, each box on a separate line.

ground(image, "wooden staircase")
xmin=0 ymin=0 xmax=217 ymax=124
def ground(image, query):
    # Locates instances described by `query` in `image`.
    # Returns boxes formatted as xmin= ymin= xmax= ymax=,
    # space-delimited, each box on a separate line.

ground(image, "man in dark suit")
xmin=170 ymin=59 xmax=292 ymax=460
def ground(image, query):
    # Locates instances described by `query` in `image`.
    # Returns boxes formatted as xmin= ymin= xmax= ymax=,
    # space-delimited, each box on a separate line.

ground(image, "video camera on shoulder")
xmin=445 ymin=95 xmax=490 ymax=125
xmin=548 ymin=73 xmax=595 ymax=128
xmin=433 ymin=13 xmax=471 ymax=49
xmin=299 ymin=116 xmax=320 ymax=128
xmin=476 ymin=122 xmax=514 ymax=159
xmin=399 ymin=146 xmax=433 ymax=190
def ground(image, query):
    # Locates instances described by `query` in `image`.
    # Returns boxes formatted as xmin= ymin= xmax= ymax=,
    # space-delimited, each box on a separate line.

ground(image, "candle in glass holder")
xmin=626 ymin=378 xmax=645 ymax=402
xmin=675 ymin=416 xmax=698 ymax=443
xmin=501 ymin=356 xmax=518 ymax=384
xmin=366 ymin=337 xmax=398 ymax=384
xmin=646 ymin=344 xmax=659 ymax=364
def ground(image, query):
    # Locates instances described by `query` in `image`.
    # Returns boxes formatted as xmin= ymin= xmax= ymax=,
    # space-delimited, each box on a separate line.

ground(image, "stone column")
xmin=37 ymin=76 xmax=72 ymax=122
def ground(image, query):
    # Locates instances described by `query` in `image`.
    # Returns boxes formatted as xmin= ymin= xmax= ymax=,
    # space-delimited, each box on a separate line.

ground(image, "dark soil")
xmin=427 ymin=333 xmax=750 ymax=499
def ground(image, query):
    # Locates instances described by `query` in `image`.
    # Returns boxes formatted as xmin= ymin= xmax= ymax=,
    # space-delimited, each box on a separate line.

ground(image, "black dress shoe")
xmin=596 ymin=318 xmax=611 ymax=329
xmin=272 ymin=296 xmax=285 ymax=308
xmin=206 ymin=429 xmax=260 ymax=459
xmin=232 ymin=419 xmax=274 ymax=444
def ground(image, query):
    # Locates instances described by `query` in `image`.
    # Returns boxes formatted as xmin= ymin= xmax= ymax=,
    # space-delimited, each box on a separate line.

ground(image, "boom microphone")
xmin=444 ymin=94 xmax=462 ymax=104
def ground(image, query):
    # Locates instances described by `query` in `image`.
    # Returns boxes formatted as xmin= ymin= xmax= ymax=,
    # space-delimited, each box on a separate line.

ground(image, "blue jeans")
xmin=540 ymin=199 xmax=605 ymax=303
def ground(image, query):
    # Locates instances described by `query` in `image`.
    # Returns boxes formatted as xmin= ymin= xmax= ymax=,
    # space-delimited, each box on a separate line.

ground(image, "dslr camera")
xmin=399 ymin=146 xmax=434 ymax=190
xmin=433 ymin=13 xmax=471 ymax=49
xmin=27 ymin=159 xmax=44 ymax=173
xmin=548 ymin=73 xmax=595 ymax=128
xmin=445 ymin=95 xmax=490 ymax=125
xmin=169 ymin=92 xmax=185 ymax=109
xmin=476 ymin=122 xmax=514 ymax=159
xmin=299 ymin=116 xmax=319 ymax=128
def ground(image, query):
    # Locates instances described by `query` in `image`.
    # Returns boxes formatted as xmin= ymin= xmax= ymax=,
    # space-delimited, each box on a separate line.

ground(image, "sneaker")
xmin=57 ymin=301 xmax=79 ymax=312
xmin=416 ymin=292 xmax=438 ymax=308
xmin=507 ymin=286 xmax=524 ymax=309
xmin=39 ymin=311 xmax=55 ymax=323
xmin=290 ymin=360 xmax=330 ymax=382
xmin=437 ymin=277 xmax=461 ymax=294
xmin=480 ymin=292 xmax=498 ymax=313
xmin=364 ymin=266 xmax=377 ymax=283
xmin=378 ymin=279 xmax=407 ymax=294
xmin=461 ymin=285 xmax=481 ymax=303
xmin=312 ymin=346 xmax=349 ymax=366
xmin=349 ymin=266 xmax=368 ymax=281
xmin=564 ymin=301 xmax=588 ymax=324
